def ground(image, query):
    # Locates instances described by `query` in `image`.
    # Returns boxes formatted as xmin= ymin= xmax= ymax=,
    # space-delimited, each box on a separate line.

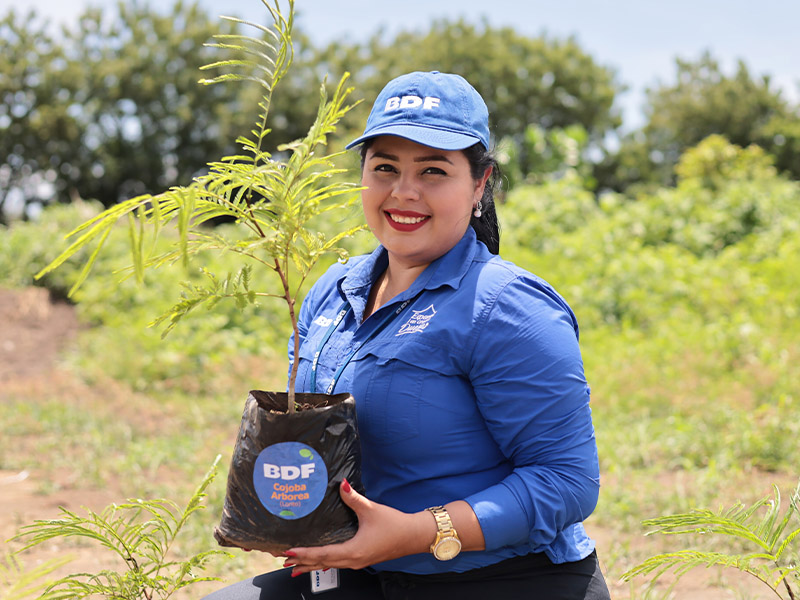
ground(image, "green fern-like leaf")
xmin=0 ymin=553 xmax=73 ymax=600
xmin=149 ymin=265 xmax=272 ymax=335
xmin=622 ymin=481 xmax=800 ymax=598
xmin=11 ymin=456 xmax=232 ymax=600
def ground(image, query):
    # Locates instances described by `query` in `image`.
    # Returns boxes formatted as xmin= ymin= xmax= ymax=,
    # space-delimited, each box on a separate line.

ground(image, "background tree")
xmin=20 ymin=3 xmax=800 ymax=217
xmin=270 ymin=18 xmax=624 ymax=176
xmin=2 ymin=7 xmax=624 ymax=221
xmin=0 ymin=9 xmax=72 ymax=222
xmin=0 ymin=1 xmax=257 ymax=222
xmin=497 ymin=123 xmax=597 ymax=190
xmin=597 ymin=51 xmax=800 ymax=193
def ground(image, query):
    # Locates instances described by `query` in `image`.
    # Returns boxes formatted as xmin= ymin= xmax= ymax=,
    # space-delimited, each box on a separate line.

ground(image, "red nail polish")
xmin=283 ymin=550 xmax=297 ymax=558
xmin=342 ymin=478 xmax=352 ymax=493
xmin=291 ymin=571 xmax=302 ymax=578
xmin=284 ymin=562 xmax=296 ymax=568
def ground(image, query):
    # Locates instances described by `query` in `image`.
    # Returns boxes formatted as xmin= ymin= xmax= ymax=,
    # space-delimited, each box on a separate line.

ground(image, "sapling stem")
xmin=784 ymin=577 xmax=796 ymax=600
xmin=275 ymin=257 xmax=299 ymax=412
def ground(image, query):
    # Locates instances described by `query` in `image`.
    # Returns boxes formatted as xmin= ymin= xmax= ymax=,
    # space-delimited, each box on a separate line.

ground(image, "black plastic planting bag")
xmin=214 ymin=390 xmax=363 ymax=555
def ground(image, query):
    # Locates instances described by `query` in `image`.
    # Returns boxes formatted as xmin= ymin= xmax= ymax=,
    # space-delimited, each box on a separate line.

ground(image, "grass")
xmin=3 ymin=330 xmax=797 ymax=599
xmin=0 ymin=357 xmax=290 ymax=598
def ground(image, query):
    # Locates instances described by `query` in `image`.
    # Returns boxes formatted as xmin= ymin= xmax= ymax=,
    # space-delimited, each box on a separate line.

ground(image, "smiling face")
xmin=361 ymin=136 xmax=488 ymax=272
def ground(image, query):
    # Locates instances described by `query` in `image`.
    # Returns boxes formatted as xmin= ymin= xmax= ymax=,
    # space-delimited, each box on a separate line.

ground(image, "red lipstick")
xmin=384 ymin=209 xmax=430 ymax=232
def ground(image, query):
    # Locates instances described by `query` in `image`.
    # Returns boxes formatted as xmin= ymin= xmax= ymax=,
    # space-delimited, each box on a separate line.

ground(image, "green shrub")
xmin=0 ymin=201 xmax=103 ymax=295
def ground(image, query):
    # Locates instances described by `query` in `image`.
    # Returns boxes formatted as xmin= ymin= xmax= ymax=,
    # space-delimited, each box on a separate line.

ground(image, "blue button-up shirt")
xmin=288 ymin=228 xmax=600 ymax=574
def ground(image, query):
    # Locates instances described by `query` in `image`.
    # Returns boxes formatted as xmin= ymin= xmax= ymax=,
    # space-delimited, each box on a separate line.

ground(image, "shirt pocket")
xmin=356 ymin=340 xmax=473 ymax=447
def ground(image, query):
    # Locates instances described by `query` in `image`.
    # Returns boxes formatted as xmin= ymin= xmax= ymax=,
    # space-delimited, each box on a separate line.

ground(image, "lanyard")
xmin=310 ymin=295 xmax=418 ymax=394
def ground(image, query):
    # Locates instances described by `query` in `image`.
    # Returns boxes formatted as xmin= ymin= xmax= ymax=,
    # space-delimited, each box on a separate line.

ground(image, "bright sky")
xmin=10 ymin=0 xmax=800 ymax=130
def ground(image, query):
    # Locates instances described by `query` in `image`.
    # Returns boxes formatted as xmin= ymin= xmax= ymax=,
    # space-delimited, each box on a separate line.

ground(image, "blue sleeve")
xmin=463 ymin=275 xmax=600 ymax=551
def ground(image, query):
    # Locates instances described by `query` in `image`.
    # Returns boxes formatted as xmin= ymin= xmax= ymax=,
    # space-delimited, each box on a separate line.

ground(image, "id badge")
xmin=310 ymin=568 xmax=340 ymax=593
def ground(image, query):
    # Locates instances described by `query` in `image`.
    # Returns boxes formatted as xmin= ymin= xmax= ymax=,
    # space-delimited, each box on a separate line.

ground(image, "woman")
xmin=204 ymin=71 xmax=610 ymax=599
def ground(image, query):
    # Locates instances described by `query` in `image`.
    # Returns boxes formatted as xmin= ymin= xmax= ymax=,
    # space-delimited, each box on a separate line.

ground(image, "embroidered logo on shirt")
xmin=313 ymin=315 xmax=333 ymax=327
xmin=396 ymin=304 xmax=436 ymax=336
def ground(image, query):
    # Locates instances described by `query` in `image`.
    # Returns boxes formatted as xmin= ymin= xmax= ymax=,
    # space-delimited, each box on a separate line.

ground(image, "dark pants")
xmin=201 ymin=550 xmax=611 ymax=600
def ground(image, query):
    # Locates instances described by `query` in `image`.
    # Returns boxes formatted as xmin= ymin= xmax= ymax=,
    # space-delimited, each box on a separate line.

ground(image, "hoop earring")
xmin=473 ymin=200 xmax=483 ymax=218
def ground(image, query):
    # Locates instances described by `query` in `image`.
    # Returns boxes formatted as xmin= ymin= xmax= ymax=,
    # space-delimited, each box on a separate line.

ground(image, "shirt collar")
xmin=338 ymin=227 xmax=480 ymax=313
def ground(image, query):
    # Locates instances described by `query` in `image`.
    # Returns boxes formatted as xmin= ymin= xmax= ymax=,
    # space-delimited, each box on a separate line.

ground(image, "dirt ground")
xmin=0 ymin=286 xmax=80 ymax=382
xmin=0 ymin=287 xmax=122 ymax=583
xmin=0 ymin=287 xmax=777 ymax=599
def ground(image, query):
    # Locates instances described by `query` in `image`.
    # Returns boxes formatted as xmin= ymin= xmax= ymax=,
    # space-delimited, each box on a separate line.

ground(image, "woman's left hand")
xmin=282 ymin=479 xmax=432 ymax=576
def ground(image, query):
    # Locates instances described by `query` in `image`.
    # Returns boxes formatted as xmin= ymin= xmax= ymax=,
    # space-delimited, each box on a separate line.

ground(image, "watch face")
xmin=434 ymin=537 xmax=462 ymax=560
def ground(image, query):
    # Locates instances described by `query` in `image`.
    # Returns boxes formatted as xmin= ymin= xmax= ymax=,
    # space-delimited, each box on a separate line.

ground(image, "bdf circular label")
xmin=253 ymin=442 xmax=328 ymax=520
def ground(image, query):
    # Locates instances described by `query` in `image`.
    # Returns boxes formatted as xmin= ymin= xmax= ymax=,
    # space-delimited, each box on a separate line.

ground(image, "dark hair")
xmin=359 ymin=140 xmax=502 ymax=254
xmin=462 ymin=142 xmax=501 ymax=254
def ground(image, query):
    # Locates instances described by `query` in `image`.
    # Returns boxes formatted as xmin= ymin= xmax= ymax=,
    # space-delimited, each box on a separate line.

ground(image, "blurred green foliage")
xmin=504 ymin=135 xmax=799 ymax=336
xmin=1 ymin=2 xmax=624 ymax=221
xmin=599 ymin=52 xmax=800 ymax=193
xmin=3 ymin=2 xmax=799 ymax=223
xmin=303 ymin=19 xmax=622 ymax=146
xmin=0 ymin=2 xmax=256 ymax=220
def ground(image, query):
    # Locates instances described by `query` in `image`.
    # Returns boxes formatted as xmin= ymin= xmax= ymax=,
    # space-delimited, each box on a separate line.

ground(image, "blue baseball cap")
xmin=346 ymin=71 xmax=490 ymax=151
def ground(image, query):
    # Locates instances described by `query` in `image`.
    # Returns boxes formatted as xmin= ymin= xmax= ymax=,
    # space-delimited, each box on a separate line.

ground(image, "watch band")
xmin=427 ymin=505 xmax=455 ymax=536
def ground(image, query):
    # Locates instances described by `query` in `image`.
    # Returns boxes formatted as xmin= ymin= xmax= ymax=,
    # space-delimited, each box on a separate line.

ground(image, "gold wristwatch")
xmin=426 ymin=506 xmax=462 ymax=560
